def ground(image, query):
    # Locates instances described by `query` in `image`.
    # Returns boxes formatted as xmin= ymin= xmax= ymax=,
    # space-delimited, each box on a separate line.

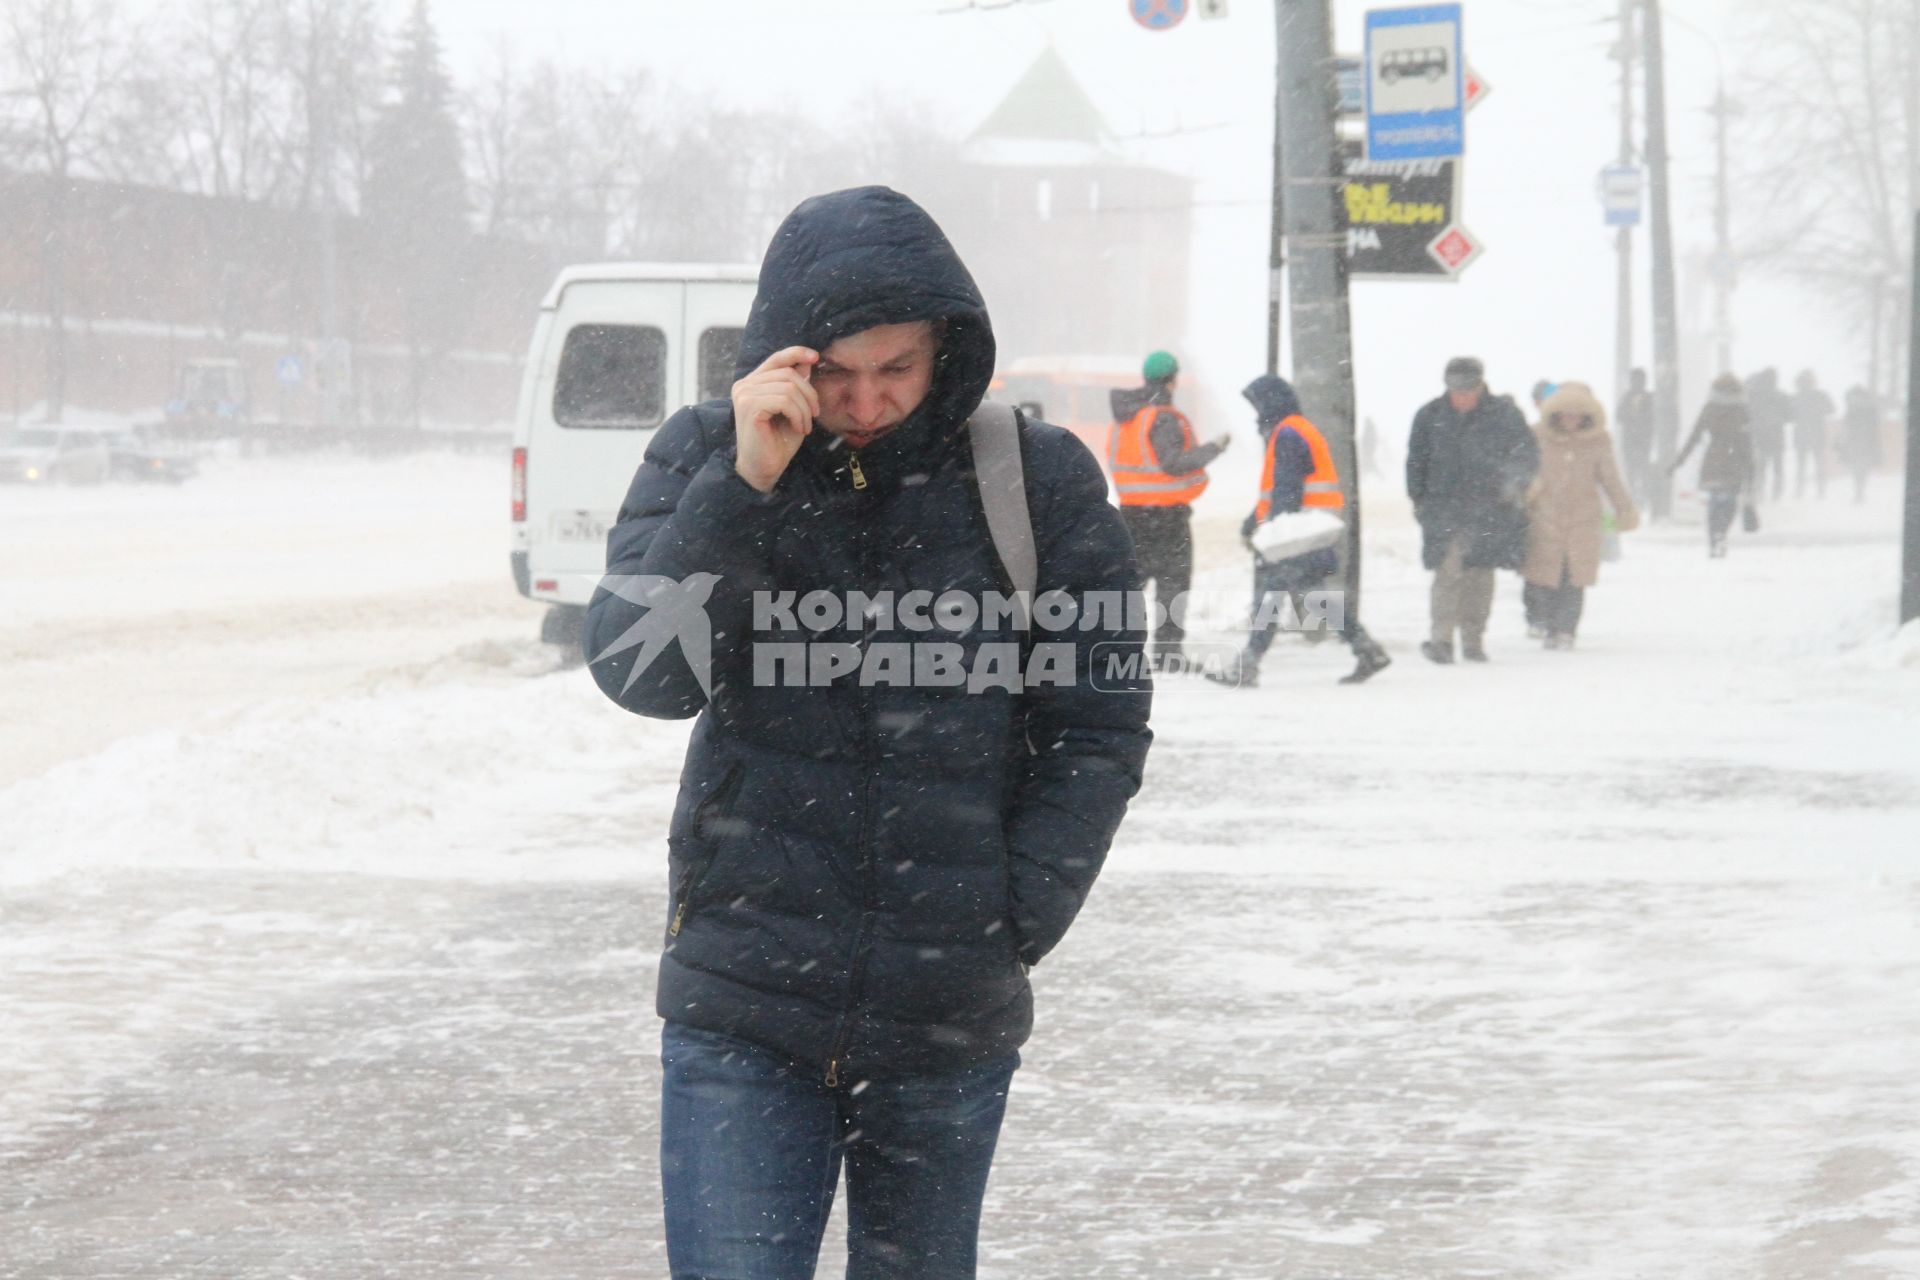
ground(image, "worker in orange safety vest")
xmin=1210 ymin=374 xmax=1390 ymax=688
xmin=1106 ymin=349 xmax=1231 ymax=669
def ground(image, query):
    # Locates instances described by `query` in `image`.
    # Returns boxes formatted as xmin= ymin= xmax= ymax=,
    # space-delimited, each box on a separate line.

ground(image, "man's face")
xmin=1447 ymin=386 xmax=1482 ymax=414
xmin=812 ymin=321 xmax=939 ymax=449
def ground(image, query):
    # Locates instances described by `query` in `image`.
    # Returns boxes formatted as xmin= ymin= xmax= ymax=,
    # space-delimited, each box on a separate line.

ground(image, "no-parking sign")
xmin=1129 ymin=0 xmax=1188 ymax=31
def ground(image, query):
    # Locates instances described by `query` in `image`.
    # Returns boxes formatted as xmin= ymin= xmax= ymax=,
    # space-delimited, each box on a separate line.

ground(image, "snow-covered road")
xmin=3 ymin=451 xmax=1917 ymax=1276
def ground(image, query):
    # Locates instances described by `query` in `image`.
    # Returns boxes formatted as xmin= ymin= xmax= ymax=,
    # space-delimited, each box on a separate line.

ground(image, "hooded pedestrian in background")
xmin=1790 ymin=369 xmax=1834 ymax=500
xmin=1669 ymin=373 xmax=1755 ymax=558
xmin=1107 ymin=350 xmax=1232 ymax=670
xmin=1615 ymin=367 xmax=1655 ymax=507
xmin=585 ymin=186 xmax=1152 ymax=1279
xmin=1214 ymin=375 xmax=1390 ymax=687
xmin=1524 ymin=381 xmax=1639 ymax=649
xmin=1744 ymin=367 xmax=1790 ymax=501
xmin=1406 ymin=356 xmax=1539 ymax=664
xmin=1841 ymin=385 xmax=1882 ymax=504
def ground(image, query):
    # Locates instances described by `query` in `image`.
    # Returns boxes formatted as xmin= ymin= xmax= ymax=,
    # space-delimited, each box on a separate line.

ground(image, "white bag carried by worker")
xmin=1250 ymin=509 xmax=1345 ymax=562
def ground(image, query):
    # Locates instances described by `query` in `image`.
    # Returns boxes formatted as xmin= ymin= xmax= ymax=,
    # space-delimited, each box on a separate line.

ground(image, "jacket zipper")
xmin=848 ymin=452 xmax=868 ymax=489
xmin=825 ymin=517 xmax=880 ymax=1086
xmin=668 ymin=765 xmax=743 ymax=937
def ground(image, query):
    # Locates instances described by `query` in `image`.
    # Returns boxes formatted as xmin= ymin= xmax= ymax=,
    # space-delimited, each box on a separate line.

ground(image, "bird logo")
xmin=588 ymin=573 xmax=722 ymax=698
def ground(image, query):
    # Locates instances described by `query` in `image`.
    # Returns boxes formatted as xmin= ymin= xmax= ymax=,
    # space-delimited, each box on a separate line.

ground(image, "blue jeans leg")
xmin=661 ymin=1024 xmax=841 ymax=1280
xmin=842 ymin=1051 xmax=1018 ymax=1280
xmin=660 ymin=1023 xmax=1017 ymax=1280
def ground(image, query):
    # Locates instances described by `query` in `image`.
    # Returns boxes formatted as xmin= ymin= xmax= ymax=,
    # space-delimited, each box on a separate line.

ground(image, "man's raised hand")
xmin=732 ymin=346 xmax=821 ymax=493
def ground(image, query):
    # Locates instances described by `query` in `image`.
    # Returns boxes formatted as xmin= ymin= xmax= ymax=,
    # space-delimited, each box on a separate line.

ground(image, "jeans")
xmin=1705 ymin=486 xmax=1740 ymax=545
xmin=660 ymin=1023 xmax=1018 ymax=1280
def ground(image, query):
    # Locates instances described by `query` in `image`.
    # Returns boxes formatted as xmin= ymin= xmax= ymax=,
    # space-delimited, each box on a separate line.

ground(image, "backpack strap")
xmin=967 ymin=400 xmax=1038 ymax=601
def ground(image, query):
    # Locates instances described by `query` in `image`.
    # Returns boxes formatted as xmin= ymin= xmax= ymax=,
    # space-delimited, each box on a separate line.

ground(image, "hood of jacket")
xmin=1242 ymin=375 xmax=1302 ymax=435
xmin=1110 ymin=385 xmax=1153 ymax=422
xmin=1537 ymin=380 xmax=1614 ymax=448
xmin=734 ymin=186 xmax=995 ymax=470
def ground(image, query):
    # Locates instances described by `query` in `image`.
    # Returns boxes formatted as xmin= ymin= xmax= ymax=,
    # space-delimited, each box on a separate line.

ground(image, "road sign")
xmin=1339 ymin=140 xmax=1478 ymax=279
xmin=1601 ymin=163 xmax=1642 ymax=227
xmin=275 ymin=354 xmax=304 ymax=387
xmin=1464 ymin=64 xmax=1490 ymax=111
xmin=1336 ymin=55 xmax=1365 ymax=115
xmin=1129 ymin=0 xmax=1187 ymax=30
xmin=1364 ymin=4 xmax=1465 ymax=160
xmin=1427 ymin=225 xmax=1482 ymax=273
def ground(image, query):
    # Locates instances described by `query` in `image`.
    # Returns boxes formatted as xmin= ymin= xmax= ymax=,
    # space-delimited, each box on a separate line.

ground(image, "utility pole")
xmin=1708 ymin=86 xmax=1738 ymax=374
xmin=1642 ymin=0 xmax=1683 ymax=519
xmin=1904 ymin=210 xmax=1919 ymax=624
xmin=1613 ymin=0 xmax=1636 ymax=410
xmin=1266 ymin=13 xmax=1286 ymax=378
xmin=1274 ymin=0 xmax=1360 ymax=598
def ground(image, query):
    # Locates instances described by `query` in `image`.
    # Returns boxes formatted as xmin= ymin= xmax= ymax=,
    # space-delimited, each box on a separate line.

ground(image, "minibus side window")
xmin=554 ymin=323 xmax=667 ymax=429
xmin=698 ymin=328 xmax=745 ymax=403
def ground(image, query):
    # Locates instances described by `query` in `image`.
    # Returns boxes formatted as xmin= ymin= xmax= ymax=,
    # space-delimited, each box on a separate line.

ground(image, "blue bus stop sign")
xmin=1364 ymin=4 xmax=1466 ymax=160
xmin=1130 ymin=0 xmax=1188 ymax=30
xmin=275 ymin=354 xmax=304 ymax=387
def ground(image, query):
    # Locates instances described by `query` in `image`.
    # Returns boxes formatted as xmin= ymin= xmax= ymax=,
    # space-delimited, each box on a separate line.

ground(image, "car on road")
xmin=510 ymin=262 xmax=756 ymax=648
xmin=106 ymin=432 xmax=200 ymax=484
xmin=0 ymin=427 xmax=111 ymax=485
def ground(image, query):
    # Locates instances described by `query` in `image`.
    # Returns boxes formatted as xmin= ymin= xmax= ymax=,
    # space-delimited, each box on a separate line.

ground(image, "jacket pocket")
xmin=668 ymin=763 xmax=745 ymax=937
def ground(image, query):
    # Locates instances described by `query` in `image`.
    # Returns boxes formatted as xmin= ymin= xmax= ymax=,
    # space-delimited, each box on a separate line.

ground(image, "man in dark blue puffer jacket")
xmin=584 ymin=186 xmax=1153 ymax=1279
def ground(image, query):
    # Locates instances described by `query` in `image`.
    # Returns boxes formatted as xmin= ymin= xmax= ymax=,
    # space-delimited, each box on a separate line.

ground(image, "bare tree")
xmin=1736 ymin=0 xmax=1917 ymax=393
xmin=0 ymin=0 xmax=145 ymax=422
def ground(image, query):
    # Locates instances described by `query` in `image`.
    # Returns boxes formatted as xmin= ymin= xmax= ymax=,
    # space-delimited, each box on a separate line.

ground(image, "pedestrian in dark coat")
xmin=1791 ymin=369 xmax=1834 ymax=499
xmin=1405 ymin=356 xmax=1540 ymax=663
xmin=584 ymin=186 xmax=1152 ymax=1278
xmin=1744 ymin=367 xmax=1790 ymax=500
xmin=1841 ymin=385 xmax=1881 ymax=503
xmin=1616 ymin=367 xmax=1655 ymax=506
xmin=1670 ymin=372 xmax=1755 ymax=557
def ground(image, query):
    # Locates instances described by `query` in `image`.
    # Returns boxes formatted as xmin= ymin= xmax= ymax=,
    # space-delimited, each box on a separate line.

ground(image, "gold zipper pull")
xmin=825 ymin=1059 xmax=839 ymax=1087
xmin=848 ymin=454 xmax=868 ymax=490
xmin=669 ymin=902 xmax=687 ymax=936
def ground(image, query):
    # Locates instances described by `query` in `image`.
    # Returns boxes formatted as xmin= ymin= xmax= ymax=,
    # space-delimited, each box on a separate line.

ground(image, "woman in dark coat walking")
xmin=1669 ymin=373 xmax=1756 ymax=558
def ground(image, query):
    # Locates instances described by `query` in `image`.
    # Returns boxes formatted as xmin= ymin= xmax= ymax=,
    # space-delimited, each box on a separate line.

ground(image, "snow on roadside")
xmin=0 ymin=655 xmax=692 ymax=888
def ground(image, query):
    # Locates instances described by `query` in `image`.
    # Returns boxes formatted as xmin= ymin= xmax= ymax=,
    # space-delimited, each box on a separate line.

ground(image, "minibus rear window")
xmin=554 ymin=324 xmax=667 ymax=429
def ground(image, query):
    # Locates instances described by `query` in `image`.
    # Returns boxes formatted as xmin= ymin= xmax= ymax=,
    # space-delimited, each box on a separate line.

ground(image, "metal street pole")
xmin=1267 ymin=4 xmax=1286 ymax=377
xmin=1643 ymin=0 xmax=1684 ymax=519
xmin=1275 ymin=0 xmax=1361 ymax=603
xmin=1709 ymin=85 xmax=1737 ymax=374
xmin=1902 ymin=210 xmax=1920 ymax=624
xmin=1614 ymin=0 xmax=1636 ymax=409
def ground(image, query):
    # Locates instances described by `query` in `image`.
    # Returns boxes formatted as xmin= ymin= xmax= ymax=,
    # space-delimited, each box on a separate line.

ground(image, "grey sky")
xmin=125 ymin=0 xmax=1852 ymax=434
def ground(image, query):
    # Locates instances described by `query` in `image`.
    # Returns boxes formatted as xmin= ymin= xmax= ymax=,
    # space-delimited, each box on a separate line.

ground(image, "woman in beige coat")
xmin=1523 ymin=381 xmax=1639 ymax=649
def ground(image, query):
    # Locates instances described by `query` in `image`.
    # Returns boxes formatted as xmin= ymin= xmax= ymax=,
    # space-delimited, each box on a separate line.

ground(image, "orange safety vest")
xmin=1254 ymin=414 xmax=1346 ymax=521
xmin=1108 ymin=405 xmax=1210 ymax=507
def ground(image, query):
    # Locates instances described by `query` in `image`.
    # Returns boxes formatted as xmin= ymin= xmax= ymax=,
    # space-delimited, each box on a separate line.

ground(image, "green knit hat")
xmin=1142 ymin=350 xmax=1179 ymax=382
